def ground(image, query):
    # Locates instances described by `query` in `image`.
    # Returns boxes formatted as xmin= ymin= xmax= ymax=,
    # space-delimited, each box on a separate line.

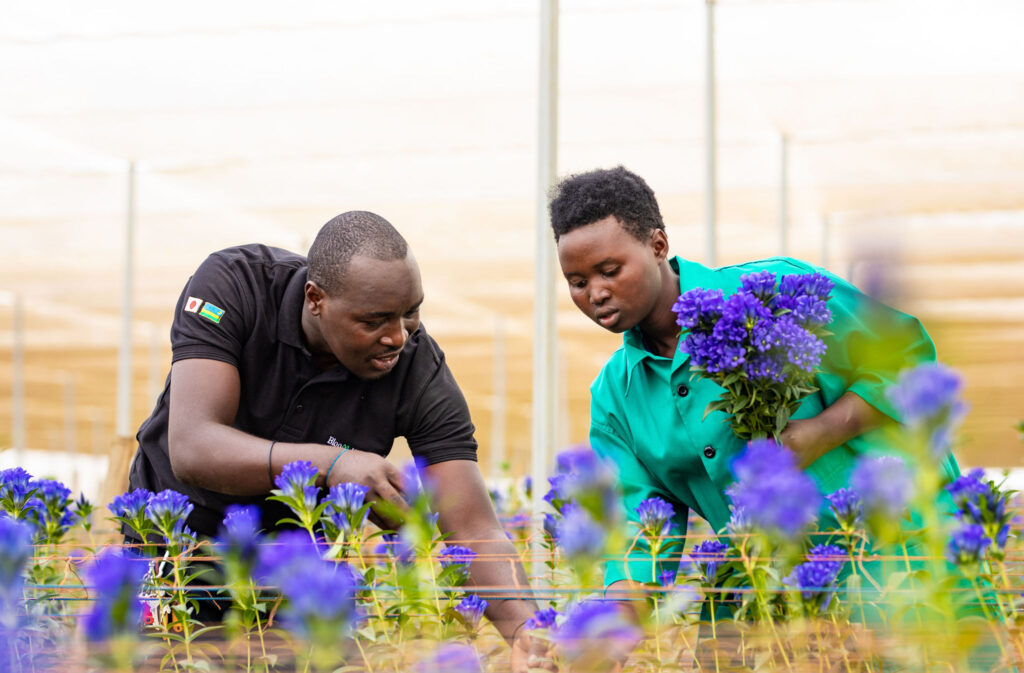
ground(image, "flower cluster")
xmin=543 ymin=445 xmax=618 ymax=567
xmin=726 ymin=440 xmax=822 ymax=538
xmin=783 ymin=544 xmax=846 ymax=615
xmin=946 ymin=469 xmax=1014 ymax=561
xmin=887 ymin=362 xmax=967 ymax=457
xmin=690 ymin=539 xmax=729 ymax=585
xmin=673 ymin=270 xmax=833 ymax=439
xmin=82 ymin=550 xmax=147 ymax=642
xmin=636 ymin=497 xmax=674 ymax=539
xmin=849 ymin=455 xmax=912 ymax=519
xmin=826 ymin=487 xmax=863 ymax=531
xmin=554 ymin=600 xmax=643 ymax=668
xmin=214 ymin=504 xmax=263 ymax=568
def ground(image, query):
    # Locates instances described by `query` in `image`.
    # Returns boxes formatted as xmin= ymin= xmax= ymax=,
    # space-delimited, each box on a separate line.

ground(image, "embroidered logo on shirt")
xmin=184 ymin=296 xmax=204 ymax=313
xmin=199 ymin=302 xmax=226 ymax=324
xmin=327 ymin=436 xmax=343 ymax=447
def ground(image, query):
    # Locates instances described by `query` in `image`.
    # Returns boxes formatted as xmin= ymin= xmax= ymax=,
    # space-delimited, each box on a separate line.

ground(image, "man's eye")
xmin=364 ymin=320 xmax=386 ymax=329
xmin=403 ymin=309 xmax=420 ymax=319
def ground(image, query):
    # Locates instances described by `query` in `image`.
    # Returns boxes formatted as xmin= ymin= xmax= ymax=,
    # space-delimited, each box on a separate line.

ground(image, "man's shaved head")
xmin=307 ymin=211 xmax=409 ymax=294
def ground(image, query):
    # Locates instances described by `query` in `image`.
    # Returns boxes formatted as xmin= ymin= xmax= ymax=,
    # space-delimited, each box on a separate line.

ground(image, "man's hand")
xmin=329 ymin=449 xmax=407 ymax=530
xmin=511 ymin=628 xmax=558 ymax=672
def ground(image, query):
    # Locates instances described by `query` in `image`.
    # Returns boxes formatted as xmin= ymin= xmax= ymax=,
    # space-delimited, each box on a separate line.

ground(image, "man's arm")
xmin=781 ymin=392 xmax=890 ymax=469
xmin=167 ymin=358 xmax=407 ymax=514
xmin=426 ymin=459 xmax=554 ymax=672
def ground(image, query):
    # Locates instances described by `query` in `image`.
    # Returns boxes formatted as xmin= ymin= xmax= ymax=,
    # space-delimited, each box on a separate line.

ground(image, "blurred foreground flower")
xmin=554 ymin=600 xmax=642 ymax=670
xmin=888 ymin=362 xmax=967 ymax=456
xmin=726 ymin=439 xmax=821 ymax=538
xmin=417 ymin=642 xmax=483 ymax=673
xmin=82 ymin=549 xmax=147 ymax=642
xmin=849 ymin=455 xmax=912 ymax=519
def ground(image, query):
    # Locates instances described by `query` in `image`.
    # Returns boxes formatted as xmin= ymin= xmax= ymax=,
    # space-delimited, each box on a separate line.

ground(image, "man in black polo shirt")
xmin=129 ymin=211 xmax=552 ymax=672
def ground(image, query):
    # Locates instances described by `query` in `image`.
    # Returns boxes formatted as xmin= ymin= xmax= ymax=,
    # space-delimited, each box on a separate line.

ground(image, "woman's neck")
xmin=637 ymin=261 xmax=681 ymax=358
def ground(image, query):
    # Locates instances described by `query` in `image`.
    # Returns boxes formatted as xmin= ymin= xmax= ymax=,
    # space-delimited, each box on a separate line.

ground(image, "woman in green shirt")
xmin=547 ymin=165 xmax=961 ymax=592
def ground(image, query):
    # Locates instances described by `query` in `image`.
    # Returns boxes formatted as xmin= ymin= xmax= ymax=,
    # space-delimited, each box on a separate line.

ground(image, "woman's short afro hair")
xmin=548 ymin=165 xmax=664 ymax=242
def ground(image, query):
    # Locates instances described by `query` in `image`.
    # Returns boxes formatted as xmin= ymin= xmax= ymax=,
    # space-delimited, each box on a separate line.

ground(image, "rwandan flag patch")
xmin=198 ymin=302 xmax=226 ymax=324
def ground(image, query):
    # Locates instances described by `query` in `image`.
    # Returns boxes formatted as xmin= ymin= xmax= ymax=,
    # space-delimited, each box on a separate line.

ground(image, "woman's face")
xmin=556 ymin=215 xmax=668 ymax=333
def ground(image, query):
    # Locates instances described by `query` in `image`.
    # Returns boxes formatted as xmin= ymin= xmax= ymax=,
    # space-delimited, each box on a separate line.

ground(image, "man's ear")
xmin=650 ymin=229 xmax=670 ymax=262
xmin=304 ymin=281 xmax=326 ymax=316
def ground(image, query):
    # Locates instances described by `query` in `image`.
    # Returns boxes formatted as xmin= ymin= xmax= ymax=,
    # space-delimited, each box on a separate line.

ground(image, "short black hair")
xmin=548 ymin=165 xmax=664 ymax=242
xmin=307 ymin=211 xmax=409 ymax=294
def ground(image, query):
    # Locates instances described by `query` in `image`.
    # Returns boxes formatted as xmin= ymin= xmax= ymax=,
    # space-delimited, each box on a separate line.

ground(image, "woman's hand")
xmin=779 ymin=417 xmax=832 ymax=469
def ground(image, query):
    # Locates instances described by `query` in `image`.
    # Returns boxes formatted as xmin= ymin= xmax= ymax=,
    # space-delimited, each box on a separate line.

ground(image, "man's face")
xmin=556 ymin=215 xmax=667 ymax=333
xmin=306 ymin=253 xmax=424 ymax=380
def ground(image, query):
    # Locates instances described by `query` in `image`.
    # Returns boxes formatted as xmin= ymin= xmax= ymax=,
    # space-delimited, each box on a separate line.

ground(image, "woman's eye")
xmin=570 ymin=279 xmax=586 ymax=289
xmin=602 ymin=267 xmax=619 ymax=278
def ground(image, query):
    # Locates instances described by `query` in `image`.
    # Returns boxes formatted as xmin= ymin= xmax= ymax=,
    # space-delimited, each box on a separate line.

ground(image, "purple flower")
xmin=673 ymin=288 xmax=725 ymax=330
xmin=255 ymin=530 xmax=323 ymax=586
xmin=947 ymin=523 xmax=991 ymax=566
xmin=826 ymin=488 xmax=863 ymax=529
xmin=278 ymin=558 xmax=361 ymax=639
xmin=554 ymin=600 xmax=643 ymax=664
xmin=375 ymin=532 xmax=415 ymax=566
xmin=887 ymin=363 xmax=967 ymax=455
xmin=401 ymin=459 xmax=435 ymax=502
xmin=274 ymin=460 xmax=319 ymax=512
xmin=0 ymin=517 xmax=33 ymax=592
xmin=783 ymin=557 xmax=842 ymax=610
xmin=0 ymin=468 xmax=35 ymax=511
xmin=108 ymin=489 xmax=152 ymax=521
xmin=145 ymin=489 xmax=194 ymax=544
xmin=524 ymin=606 xmax=560 ymax=630
xmin=807 ymin=544 xmax=846 ymax=574
xmin=215 ymin=505 xmax=262 ymax=566
xmin=325 ymin=482 xmax=369 ymax=533
xmin=439 ymin=544 xmax=476 ymax=570
xmin=636 ymin=497 xmax=675 ymax=537
xmin=455 ymin=594 xmax=489 ymax=628
xmin=691 ymin=539 xmax=729 ymax=584
xmin=82 ymin=549 xmax=147 ymax=642
xmin=726 ymin=440 xmax=821 ymax=538
xmin=849 ymin=455 xmax=912 ymax=518
xmin=555 ymin=504 xmax=606 ymax=560
xmin=29 ymin=479 xmax=70 ymax=510
xmin=417 ymin=643 xmax=483 ymax=673
xmin=740 ymin=271 xmax=777 ymax=300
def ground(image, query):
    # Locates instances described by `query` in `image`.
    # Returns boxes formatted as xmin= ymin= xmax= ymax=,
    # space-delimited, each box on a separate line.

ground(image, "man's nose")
xmin=381 ymin=321 xmax=408 ymax=348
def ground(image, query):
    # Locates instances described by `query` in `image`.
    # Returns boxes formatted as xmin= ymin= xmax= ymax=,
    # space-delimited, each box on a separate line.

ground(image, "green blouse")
xmin=590 ymin=256 xmax=961 ymax=587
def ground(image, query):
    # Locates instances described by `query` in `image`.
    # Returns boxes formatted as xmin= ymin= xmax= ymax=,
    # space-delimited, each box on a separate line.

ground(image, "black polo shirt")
xmin=129 ymin=244 xmax=478 ymax=537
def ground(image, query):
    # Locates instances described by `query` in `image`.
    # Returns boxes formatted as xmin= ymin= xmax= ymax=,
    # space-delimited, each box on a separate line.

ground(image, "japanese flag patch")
xmin=184 ymin=296 xmax=204 ymax=313
xmin=199 ymin=302 xmax=226 ymax=324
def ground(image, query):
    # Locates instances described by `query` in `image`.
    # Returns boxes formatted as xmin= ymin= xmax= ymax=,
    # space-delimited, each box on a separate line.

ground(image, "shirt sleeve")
xmin=402 ymin=356 xmax=478 ymax=465
xmin=170 ymin=252 xmax=256 ymax=368
xmin=816 ymin=273 xmax=937 ymax=421
xmin=590 ymin=399 xmax=689 ymax=588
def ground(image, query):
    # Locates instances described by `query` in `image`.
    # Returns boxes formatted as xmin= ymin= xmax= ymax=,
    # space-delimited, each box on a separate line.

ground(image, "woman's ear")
xmin=650 ymin=229 xmax=670 ymax=262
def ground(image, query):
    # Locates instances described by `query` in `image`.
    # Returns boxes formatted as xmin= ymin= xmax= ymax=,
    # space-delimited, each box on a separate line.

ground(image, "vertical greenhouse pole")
xmin=12 ymin=292 xmax=25 ymax=465
xmin=778 ymin=132 xmax=789 ymax=255
xmin=148 ymin=322 xmax=162 ymax=405
xmin=820 ymin=213 xmax=831 ymax=270
xmin=490 ymin=316 xmax=507 ymax=480
xmin=115 ymin=160 xmax=136 ymax=439
xmin=705 ymin=0 xmax=718 ymax=266
xmin=532 ymin=0 xmax=559 ymax=519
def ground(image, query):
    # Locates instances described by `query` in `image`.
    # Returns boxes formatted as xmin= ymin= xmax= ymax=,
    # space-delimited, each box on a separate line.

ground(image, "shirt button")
xmin=295 ymin=404 xmax=304 ymax=413
xmin=676 ymin=384 xmax=689 ymax=398
xmin=703 ymin=445 xmax=716 ymax=459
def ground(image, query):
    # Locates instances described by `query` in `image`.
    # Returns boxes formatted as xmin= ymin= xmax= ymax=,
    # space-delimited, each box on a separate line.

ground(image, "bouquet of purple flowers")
xmin=672 ymin=270 xmax=835 ymax=440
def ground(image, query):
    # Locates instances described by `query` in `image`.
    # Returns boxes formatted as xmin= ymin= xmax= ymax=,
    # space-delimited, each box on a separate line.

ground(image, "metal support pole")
xmin=778 ymin=133 xmax=789 ymax=256
xmin=12 ymin=292 xmax=25 ymax=464
xmin=116 ymin=161 xmax=136 ymax=438
xmin=490 ymin=316 xmax=507 ymax=480
xmin=532 ymin=0 xmax=559 ymax=520
xmin=704 ymin=0 xmax=718 ymax=267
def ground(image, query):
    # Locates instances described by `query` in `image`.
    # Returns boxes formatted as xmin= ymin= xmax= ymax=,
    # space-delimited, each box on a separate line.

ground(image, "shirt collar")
xmin=277 ymin=267 xmax=310 ymax=352
xmin=621 ymin=256 xmax=717 ymax=393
